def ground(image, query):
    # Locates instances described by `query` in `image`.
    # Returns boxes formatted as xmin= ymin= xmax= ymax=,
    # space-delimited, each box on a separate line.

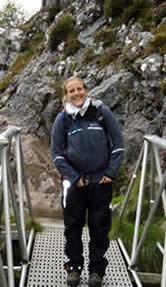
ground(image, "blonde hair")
xmin=62 ymin=76 xmax=88 ymax=105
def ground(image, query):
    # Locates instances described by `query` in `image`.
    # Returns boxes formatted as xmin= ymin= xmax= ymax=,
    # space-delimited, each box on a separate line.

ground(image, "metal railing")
xmin=119 ymin=134 xmax=166 ymax=287
xmin=0 ymin=126 xmax=35 ymax=287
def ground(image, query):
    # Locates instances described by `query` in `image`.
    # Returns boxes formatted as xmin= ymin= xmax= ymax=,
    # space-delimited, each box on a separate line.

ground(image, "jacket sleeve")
xmin=51 ymin=113 xmax=80 ymax=186
xmin=101 ymin=105 xmax=124 ymax=179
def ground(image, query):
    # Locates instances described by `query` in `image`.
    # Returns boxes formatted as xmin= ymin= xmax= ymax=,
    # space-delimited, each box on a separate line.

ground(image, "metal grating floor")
xmin=26 ymin=225 xmax=133 ymax=287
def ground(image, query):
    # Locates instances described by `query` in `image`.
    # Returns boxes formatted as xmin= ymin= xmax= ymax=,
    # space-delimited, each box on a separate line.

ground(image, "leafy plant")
xmin=122 ymin=0 xmax=153 ymax=28
xmin=64 ymin=37 xmax=82 ymax=58
xmin=48 ymin=14 xmax=76 ymax=51
xmin=108 ymin=0 xmax=132 ymax=18
xmin=160 ymin=79 xmax=166 ymax=95
xmin=98 ymin=47 xmax=121 ymax=68
xmin=94 ymin=27 xmax=117 ymax=46
xmin=83 ymin=47 xmax=96 ymax=64
xmin=148 ymin=31 xmax=166 ymax=55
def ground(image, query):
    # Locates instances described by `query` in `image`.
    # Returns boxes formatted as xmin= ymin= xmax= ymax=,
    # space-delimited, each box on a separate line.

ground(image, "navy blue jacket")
xmin=51 ymin=103 xmax=124 ymax=186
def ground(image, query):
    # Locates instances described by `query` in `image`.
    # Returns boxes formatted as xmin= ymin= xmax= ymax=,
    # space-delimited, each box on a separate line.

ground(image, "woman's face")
xmin=66 ymin=79 xmax=87 ymax=108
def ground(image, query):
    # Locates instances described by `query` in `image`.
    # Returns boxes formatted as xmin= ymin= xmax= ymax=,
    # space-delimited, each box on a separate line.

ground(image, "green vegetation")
xmin=112 ymin=194 xmax=125 ymax=205
xmin=0 ymin=51 xmax=33 ymax=93
xmin=20 ymin=32 xmax=45 ymax=52
xmin=48 ymin=14 xmax=77 ymax=51
xmin=147 ymin=23 xmax=166 ymax=55
xmin=122 ymin=0 xmax=153 ymax=27
xmin=103 ymin=0 xmax=112 ymax=21
xmin=49 ymin=81 xmax=64 ymax=99
xmin=94 ymin=27 xmax=116 ymax=46
xmin=95 ymin=0 xmax=156 ymax=31
xmin=71 ymin=61 xmax=79 ymax=73
xmin=98 ymin=47 xmax=121 ymax=68
xmin=110 ymin=218 xmax=163 ymax=272
xmin=48 ymin=14 xmax=82 ymax=57
xmin=161 ymin=78 xmax=166 ymax=95
xmin=0 ymin=32 xmax=45 ymax=93
xmin=55 ymin=82 xmax=64 ymax=99
xmin=83 ymin=47 xmax=96 ymax=64
xmin=107 ymin=0 xmax=131 ymax=18
xmin=111 ymin=169 xmax=165 ymax=273
xmin=26 ymin=219 xmax=43 ymax=232
xmin=64 ymin=37 xmax=82 ymax=58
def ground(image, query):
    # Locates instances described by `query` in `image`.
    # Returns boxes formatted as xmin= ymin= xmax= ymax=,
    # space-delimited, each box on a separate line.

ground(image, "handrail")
xmin=119 ymin=134 xmax=166 ymax=287
xmin=0 ymin=126 xmax=34 ymax=287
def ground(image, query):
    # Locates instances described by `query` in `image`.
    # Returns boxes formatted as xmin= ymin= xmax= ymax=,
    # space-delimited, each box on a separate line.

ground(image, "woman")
xmin=51 ymin=76 xmax=124 ymax=287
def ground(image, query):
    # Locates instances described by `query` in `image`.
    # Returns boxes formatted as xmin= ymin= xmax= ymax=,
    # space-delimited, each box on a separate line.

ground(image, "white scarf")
xmin=65 ymin=98 xmax=102 ymax=119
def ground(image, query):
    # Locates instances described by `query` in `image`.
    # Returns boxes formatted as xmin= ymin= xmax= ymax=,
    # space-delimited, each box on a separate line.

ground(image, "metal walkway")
xmin=1 ymin=126 xmax=166 ymax=286
xmin=26 ymin=224 xmax=133 ymax=287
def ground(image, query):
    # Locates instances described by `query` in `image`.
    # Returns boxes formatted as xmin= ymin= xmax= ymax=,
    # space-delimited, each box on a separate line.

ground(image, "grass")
xmin=98 ymin=47 xmax=121 ymax=68
xmin=94 ymin=27 xmax=117 ymax=47
xmin=110 ymin=217 xmax=164 ymax=273
xmin=110 ymin=167 xmax=165 ymax=274
xmin=160 ymin=79 xmax=166 ymax=95
xmin=26 ymin=219 xmax=43 ymax=232
xmin=0 ymin=32 xmax=45 ymax=93
xmin=147 ymin=23 xmax=166 ymax=55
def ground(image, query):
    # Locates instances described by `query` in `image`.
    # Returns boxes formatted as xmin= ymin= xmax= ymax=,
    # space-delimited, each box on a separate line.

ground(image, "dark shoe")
xmin=67 ymin=271 xmax=80 ymax=286
xmin=88 ymin=273 xmax=102 ymax=287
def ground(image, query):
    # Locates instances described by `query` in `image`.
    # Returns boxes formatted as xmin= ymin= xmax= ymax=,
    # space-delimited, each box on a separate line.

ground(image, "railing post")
xmin=0 ymin=126 xmax=34 ymax=286
xmin=0 ymin=253 xmax=8 ymax=287
xmin=152 ymin=145 xmax=166 ymax=215
xmin=120 ymin=145 xmax=144 ymax=219
xmin=161 ymin=232 xmax=166 ymax=287
xmin=130 ymin=139 xmax=149 ymax=266
xmin=150 ymin=146 xmax=155 ymax=208
xmin=7 ymin=161 xmax=28 ymax=262
xmin=15 ymin=133 xmax=26 ymax=246
xmin=131 ymin=172 xmax=166 ymax=267
xmin=2 ymin=144 xmax=15 ymax=287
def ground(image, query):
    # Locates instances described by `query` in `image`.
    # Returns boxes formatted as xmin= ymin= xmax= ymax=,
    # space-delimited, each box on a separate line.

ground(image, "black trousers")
xmin=63 ymin=182 xmax=112 ymax=278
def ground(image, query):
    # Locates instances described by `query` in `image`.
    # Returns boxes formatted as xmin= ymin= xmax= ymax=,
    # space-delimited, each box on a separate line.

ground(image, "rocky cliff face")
xmin=0 ymin=0 xmax=166 ymax=218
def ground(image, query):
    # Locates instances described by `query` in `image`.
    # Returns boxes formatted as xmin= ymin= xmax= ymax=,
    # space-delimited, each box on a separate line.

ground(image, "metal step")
xmin=26 ymin=224 xmax=133 ymax=287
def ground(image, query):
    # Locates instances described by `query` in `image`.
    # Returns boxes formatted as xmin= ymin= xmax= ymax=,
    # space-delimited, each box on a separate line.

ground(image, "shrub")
xmin=148 ymin=24 xmax=166 ymax=55
xmin=55 ymin=82 xmax=64 ymax=99
xmin=94 ymin=27 xmax=116 ymax=46
xmin=108 ymin=0 xmax=132 ymax=18
xmin=151 ymin=32 xmax=166 ymax=54
xmin=20 ymin=32 xmax=45 ymax=52
xmin=161 ymin=79 xmax=166 ymax=95
xmin=103 ymin=0 xmax=112 ymax=20
xmin=48 ymin=14 xmax=76 ymax=51
xmin=122 ymin=0 xmax=152 ymax=28
xmin=64 ymin=37 xmax=82 ymax=58
xmin=83 ymin=47 xmax=96 ymax=64
xmin=98 ymin=47 xmax=120 ymax=68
